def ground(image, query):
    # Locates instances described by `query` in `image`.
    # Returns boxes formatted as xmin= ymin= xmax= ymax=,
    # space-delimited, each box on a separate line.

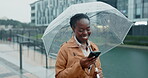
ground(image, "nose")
xmin=83 ymin=30 xmax=88 ymax=35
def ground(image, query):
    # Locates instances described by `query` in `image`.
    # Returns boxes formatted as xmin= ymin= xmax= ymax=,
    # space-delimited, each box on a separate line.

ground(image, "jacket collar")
xmin=73 ymin=35 xmax=91 ymax=47
xmin=67 ymin=36 xmax=98 ymax=51
xmin=67 ymin=36 xmax=79 ymax=47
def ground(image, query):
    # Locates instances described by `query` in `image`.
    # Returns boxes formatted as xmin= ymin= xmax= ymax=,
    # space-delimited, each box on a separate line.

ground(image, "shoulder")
xmin=57 ymin=42 xmax=69 ymax=59
xmin=59 ymin=41 xmax=72 ymax=52
xmin=57 ymin=41 xmax=74 ymax=59
xmin=60 ymin=41 xmax=69 ymax=49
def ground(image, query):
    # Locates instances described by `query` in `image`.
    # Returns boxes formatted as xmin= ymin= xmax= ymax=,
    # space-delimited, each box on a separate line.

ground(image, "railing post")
xmin=0 ymin=30 xmax=2 ymax=40
xmin=45 ymin=52 xmax=48 ymax=69
xmin=19 ymin=43 xmax=22 ymax=70
xmin=19 ymin=41 xmax=32 ymax=71
xmin=16 ymin=34 xmax=19 ymax=43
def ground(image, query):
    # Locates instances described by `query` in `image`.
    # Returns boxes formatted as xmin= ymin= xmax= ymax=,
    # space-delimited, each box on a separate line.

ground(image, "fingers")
xmin=80 ymin=57 xmax=95 ymax=69
xmin=87 ymin=56 xmax=97 ymax=65
xmin=87 ymin=56 xmax=95 ymax=61
xmin=80 ymin=57 xmax=97 ymax=69
xmin=88 ymin=57 xmax=97 ymax=64
xmin=80 ymin=57 xmax=90 ymax=69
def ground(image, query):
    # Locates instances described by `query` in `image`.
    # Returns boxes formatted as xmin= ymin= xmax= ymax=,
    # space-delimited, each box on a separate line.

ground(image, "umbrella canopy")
xmin=42 ymin=2 xmax=133 ymax=56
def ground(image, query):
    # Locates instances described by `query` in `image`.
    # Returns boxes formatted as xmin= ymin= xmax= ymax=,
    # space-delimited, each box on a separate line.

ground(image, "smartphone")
xmin=88 ymin=51 xmax=101 ymax=58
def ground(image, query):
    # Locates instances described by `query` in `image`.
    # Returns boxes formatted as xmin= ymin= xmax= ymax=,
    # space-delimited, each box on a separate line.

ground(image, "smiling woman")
xmin=70 ymin=14 xmax=91 ymax=44
xmin=55 ymin=13 xmax=103 ymax=78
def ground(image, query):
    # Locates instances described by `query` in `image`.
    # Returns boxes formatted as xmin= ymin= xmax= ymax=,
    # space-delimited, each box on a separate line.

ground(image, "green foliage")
xmin=32 ymin=34 xmax=43 ymax=39
xmin=124 ymin=35 xmax=148 ymax=46
xmin=0 ymin=19 xmax=30 ymax=27
xmin=125 ymin=35 xmax=148 ymax=41
xmin=124 ymin=42 xmax=148 ymax=46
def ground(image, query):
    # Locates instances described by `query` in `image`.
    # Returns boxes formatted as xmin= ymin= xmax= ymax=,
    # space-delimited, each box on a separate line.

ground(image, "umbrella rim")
xmin=42 ymin=1 xmax=133 ymax=55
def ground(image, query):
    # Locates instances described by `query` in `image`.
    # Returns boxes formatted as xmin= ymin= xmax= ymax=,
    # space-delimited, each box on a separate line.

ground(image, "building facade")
xmin=30 ymin=0 xmax=96 ymax=26
xmin=31 ymin=0 xmax=148 ymax=26
xmin=98 ymin=0 xmax=148 ymax=24
xmin=128 ymin=0 xmax=148 ymax=22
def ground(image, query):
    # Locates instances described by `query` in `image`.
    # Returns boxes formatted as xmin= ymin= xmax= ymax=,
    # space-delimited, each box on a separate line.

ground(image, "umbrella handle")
xmin=95 ymin=67 xmax=100 ymax=78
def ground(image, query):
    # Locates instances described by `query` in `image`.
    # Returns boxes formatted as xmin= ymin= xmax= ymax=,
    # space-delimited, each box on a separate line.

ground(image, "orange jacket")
xmin=55 ymin=36 xmax=102 ymax=78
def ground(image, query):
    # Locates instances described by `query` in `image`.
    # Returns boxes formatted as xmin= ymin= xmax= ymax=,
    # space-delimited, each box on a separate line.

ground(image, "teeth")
xmin=82 ymin=36 xmax=88 ymax=39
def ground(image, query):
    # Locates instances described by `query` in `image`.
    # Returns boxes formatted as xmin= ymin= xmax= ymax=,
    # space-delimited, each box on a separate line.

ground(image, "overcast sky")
xmin=0 ymin=0 xmax=38 ymax=23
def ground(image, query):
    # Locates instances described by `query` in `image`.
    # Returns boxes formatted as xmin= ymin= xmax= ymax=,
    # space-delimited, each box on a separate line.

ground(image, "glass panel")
xmin=144 ymin=0 xmax=148 ymax=2
xmin=117 ymin=0 xmax=128 ymax=17
xmin=143 ymin=2 xmax=148 ymax=18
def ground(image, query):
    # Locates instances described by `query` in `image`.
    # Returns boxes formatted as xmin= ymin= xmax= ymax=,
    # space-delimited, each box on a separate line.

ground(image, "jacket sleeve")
xmin=55 ymin=49 xmax=85 ymax=78
xmin=95 ymin=57 xmax=103 ymax=77
xmin=96 ymin=57 xmax=102 ymax=70
xmin=91 ymin=42 xmax=103 ymax=77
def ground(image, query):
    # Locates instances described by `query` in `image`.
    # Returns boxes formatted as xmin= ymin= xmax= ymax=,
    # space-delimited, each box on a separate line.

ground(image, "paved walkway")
xmin=1 ymin=40 xmax=147 ymax=78
xmin=0 ymin=40 xmax=56 ymax=78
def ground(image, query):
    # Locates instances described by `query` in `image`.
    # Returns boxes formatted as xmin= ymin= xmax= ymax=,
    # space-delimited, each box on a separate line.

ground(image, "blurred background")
xmin=0 ymin=0 xmax=148 ymax=78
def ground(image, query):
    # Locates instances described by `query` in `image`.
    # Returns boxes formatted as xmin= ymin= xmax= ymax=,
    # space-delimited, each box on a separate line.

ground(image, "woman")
xmin=55 ymin=13 xmax=103 ymax=78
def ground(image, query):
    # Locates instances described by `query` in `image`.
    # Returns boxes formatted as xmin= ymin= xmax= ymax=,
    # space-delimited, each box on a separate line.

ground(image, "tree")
xmin=0 ymin=19 xmax=31 ymax=27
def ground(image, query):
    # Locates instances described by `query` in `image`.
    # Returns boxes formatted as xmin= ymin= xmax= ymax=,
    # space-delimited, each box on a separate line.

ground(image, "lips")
xmin=82 ymin=35 xmax=88 ymax=40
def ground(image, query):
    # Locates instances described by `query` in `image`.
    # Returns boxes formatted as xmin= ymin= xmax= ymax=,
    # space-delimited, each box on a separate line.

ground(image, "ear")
xmin=72 ymin=27 xmax=75 ymax=32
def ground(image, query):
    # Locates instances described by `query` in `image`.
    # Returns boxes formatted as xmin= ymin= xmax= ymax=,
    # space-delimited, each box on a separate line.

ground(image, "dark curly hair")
xmin=70 ymin=13 xmax=90 ymax=28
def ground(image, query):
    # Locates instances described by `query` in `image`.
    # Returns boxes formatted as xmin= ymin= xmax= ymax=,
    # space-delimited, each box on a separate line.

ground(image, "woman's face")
xmin=73 ymin=18 xmax=91 ymax=44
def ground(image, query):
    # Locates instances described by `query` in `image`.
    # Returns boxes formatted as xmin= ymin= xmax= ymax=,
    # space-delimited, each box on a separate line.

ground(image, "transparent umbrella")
xmin=42 ymin=2 xmax=133 ymax=56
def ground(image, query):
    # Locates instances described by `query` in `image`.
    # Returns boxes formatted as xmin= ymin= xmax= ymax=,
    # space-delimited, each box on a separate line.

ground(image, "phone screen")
xmin=88 ymin=51 xmax=101 ymax=58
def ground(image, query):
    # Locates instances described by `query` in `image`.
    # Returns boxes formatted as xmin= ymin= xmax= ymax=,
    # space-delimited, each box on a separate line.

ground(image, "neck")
xmin=76 ymin=37 xmax=87 ymax=45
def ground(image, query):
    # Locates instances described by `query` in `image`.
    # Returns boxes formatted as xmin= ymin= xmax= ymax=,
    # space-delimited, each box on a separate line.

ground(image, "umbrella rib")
xmin=100 ymin=43 xmax=121 ymax=56
xmin=61 ymin=26 xmax=69 ymax=29
xmin=48 ymin=24 xmax=70 ymax=54
xmin=89 ymin=10 xmax=110 ymax=18
xmin=121 ymin=23 xmax=133 ymax=43
xmin=109 ymin=27 xmax=122 ymax=42
xmin=48 ymin=30 xmax=61 ymax=55
xmin=89 ymin=13 xmax=98 ymax=18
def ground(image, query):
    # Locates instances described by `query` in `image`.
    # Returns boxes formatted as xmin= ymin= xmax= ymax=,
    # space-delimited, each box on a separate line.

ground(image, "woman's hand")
xmin=80 ymin=57 xmax=96 ymax=69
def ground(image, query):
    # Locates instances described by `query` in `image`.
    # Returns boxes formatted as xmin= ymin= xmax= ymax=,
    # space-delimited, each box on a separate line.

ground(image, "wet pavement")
xmin=0 ymin=40 xmax=148 ymax=78
xmin=0 ymin=40 xmax=55 ymax=78
xmin=0 ymin=57 xmax=29 ymax=78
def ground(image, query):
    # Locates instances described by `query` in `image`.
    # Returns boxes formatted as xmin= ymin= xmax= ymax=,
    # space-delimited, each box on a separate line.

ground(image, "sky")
xmin=0 ymin=0 xmax=38 ymax=23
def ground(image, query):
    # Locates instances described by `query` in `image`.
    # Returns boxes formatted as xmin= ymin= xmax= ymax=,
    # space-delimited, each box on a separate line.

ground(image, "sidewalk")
xmin=0 ymin=40 xmax=56 ymax=78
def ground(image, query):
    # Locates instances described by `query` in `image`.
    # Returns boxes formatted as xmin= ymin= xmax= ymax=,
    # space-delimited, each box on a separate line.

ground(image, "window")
xmin=134 ymin=0 xmax=148 ymax=18
xmin=31 ymin=13 xmax=35 ymax=17
xmin=117 ymin=0 xmax=128 ymax=16
xmin=143 ymin=0 xmax=148 ymax=18
xmin=135 ymin=0 xmax=142 ymax=18
xmin=31 ymin=20 xmax=35 ymax=23
xmin=31 ymin=6 xmax=35 ymax=10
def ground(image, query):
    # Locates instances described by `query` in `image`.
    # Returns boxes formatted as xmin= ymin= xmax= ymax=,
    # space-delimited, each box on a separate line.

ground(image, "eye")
xmin=79 ymin=29 xmax=84 ymax=32
xmin=87 ymin=28 xmax=90 ymax=31
xmin=87 ymin=29 xmax=90 ymax=31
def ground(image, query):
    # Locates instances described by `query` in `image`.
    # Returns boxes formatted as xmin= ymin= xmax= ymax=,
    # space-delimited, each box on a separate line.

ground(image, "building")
xmin=128 ymin=0 xmax=148 ymax=23
xmin=98 ymin=0 xmax=148 ymax=36
xmin=31 ymin=0 xmax=148 ymax=27
xmin=30 ymin=0 xmax=96 ymax=26
xmin=98 ymin=0 xmax=148 ymax=24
